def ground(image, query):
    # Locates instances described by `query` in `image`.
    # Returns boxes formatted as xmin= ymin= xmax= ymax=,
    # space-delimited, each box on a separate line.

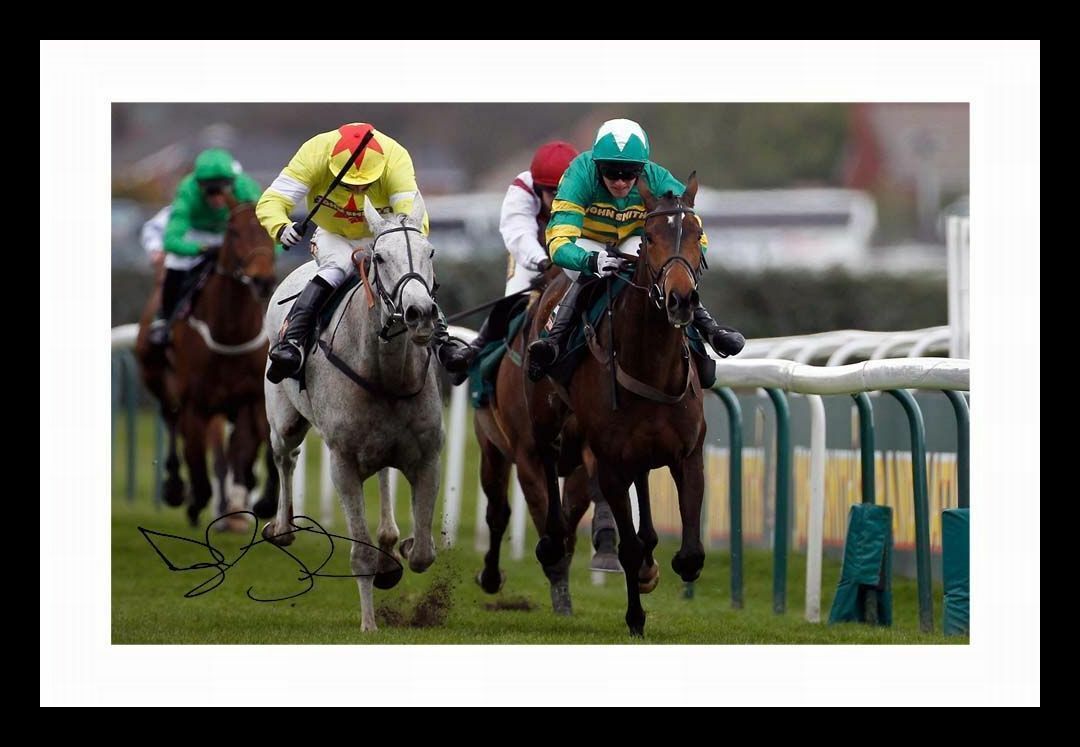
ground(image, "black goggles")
xmin=598 ymin=165 xmax=642 ymax=181
xmin=198 ymin=178 xmax=233 ymax=196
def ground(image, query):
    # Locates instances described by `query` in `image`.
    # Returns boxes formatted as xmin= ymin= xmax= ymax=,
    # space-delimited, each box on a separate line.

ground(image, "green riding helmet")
xmin=592 ymin=118 xmax=650 ymax=164
xmin=194 ymin=148 xmax=241 ymax=183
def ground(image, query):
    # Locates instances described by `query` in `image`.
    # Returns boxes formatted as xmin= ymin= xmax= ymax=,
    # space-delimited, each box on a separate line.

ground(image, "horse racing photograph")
xmin=44 ymin=41 xmax=1040 ymax=707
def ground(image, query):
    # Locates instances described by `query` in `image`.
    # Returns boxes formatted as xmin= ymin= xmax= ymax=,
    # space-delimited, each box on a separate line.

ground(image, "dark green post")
xmin=122 ymin=353 xmax=137 ymax=504
xmin=886 ymin=389 xmax=933 ymax=633
xmin=153 ymin=413 xmax=165 ymax=509
xmin=714 ymin=386 xmax=744 ymax=609
xmin=944 ymin=390 xmax=970 ymax=509
xmin=852 ymin=392 xmax=876 ymax=504
xmin=765 ymin=388 xmax=790 ymax=615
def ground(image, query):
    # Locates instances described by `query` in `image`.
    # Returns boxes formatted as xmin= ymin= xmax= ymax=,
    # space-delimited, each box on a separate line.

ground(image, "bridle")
xmin=638 ymin=200 xmax=701 ymax=310
xmin=216 ymin=202 xmax=275 ymax=296
xmin=352 ymin=215 xmax=437 ymax=341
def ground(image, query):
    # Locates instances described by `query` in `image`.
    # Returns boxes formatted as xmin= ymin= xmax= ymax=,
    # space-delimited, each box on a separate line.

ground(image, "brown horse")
xmin=524 ymin=174 xmax=708 ymax=636
xmin=135 ymin=195 xmax=279 ymax=526
xmin=474 ymin=185 xmax=623 ymax=613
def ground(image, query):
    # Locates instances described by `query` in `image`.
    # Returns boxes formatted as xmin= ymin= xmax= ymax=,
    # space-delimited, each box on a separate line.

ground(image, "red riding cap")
xmin=530 ymin=141 xmax=579 ymax=188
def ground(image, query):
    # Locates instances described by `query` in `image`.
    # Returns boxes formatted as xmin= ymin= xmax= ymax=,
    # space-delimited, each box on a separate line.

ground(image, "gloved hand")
xmin=587 ymin=249 xmax=625 ymax=277
xmin=535 ymin=257 xmax=552 ymax=273
xmin=277 ymin=222 xmax=305 ymax=249
xmin=711 ymin=326 xmax=746 ymax=357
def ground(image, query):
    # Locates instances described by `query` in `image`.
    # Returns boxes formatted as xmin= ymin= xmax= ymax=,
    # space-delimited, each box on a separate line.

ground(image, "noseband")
xmin=639 ymin=202 xmax=701 ymax=310
xmin=354 ymin=215 xmax=437 ymax=341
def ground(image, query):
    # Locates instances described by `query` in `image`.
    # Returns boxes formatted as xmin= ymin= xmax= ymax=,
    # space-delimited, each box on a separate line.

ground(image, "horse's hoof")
xmin=251 ymin=495 xmax=277 ymax=519
xmin=262 ymin=521 xmax=295 ymax=547
xmin=476 ymin=568 xmax=507 ymax=595
xmin=535 ymin=535 xmax=564 ymax=567
xmin=550 ymin=579 xmax=573 ymax=616
xmin=186 ymin=505 xmax=201 ymax=527
xmin=373 ymin=566 xmax=403 ymax=590
xmin=163 ymin=478 xmax=185 ymax=507
xmin=590 ymin=551 xmax=623 ymax=573
xmin=626 ymin=611 xmax=646 ymax=638
xmin=671 ymin=552 xmax=703 ymax=583
xmin=398 ymin=537 xmax=414 ymax=560
xmin=638 ymin=559 xmax=661 ymax=594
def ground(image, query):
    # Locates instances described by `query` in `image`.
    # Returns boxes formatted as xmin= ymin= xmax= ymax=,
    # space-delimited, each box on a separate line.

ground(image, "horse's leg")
xmin=399 ymin=453 xmax=438 ymax=573
xmin=221 ymin=405 xmax=260 ymax=532
xmin=162 ymin=413 xmax=185 ymax=507
xmin=513 ymin=449 xmax=572 ymax=614
xmin=476 ymin=432 xmax=511 ymax=594
xmin=670 ymin=447 xmax=706 ymax=583
xmin=599 ymin=465 xmax=647 ymax=637
xmin=253 ymin=437 xmax=280 ymax=519
xmin=562 ymin=465 xmax=592 ymax=562
xmin=180 ymin=409 xmax=212 ymax=527
xmin=373 ymin=468 xmax=403 ymax=590
xmin=209 ymin=415 xmax=228 ymax=517
xmin=331 ymin=452 xmax=378 ymax=632
xmin=262 ymin=387 xmax=308 ymax=547
xmin=534 ymin=441 xmax=567 ymax=568
xmin=634 ymin=472 xmax=661 ymax=593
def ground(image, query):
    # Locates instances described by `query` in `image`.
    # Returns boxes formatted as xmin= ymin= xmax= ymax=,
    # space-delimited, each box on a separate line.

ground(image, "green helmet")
xmin=193 ymin=148 xmax=240 ymax=183
xmin=592 ymin=119 xmax=650 ymax=164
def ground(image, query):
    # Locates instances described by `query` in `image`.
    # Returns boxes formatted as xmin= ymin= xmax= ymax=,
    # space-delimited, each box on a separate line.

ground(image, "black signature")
xmin=138 ymin=512 xmax=402 ymax=602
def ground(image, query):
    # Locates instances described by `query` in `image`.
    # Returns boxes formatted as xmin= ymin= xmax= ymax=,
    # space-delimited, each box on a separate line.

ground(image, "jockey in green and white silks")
xmin=148 ymin=148 xmax=265 ymax=349
xmin=526 ymin=118 xmax=745 ymax=381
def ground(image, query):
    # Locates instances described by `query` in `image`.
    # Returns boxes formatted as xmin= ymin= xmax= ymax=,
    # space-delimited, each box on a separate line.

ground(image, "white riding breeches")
xmin=559 ymin=236 xmax=642 ymax=282
xmin=309 ymin=227 xmax=372 ymax=288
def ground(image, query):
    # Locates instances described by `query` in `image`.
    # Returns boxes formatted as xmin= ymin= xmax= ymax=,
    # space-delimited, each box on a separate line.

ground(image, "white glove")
xmin=278 ymin=222 xmax=303 ymax=248
xmin=591 ymin=248 xmax=624 ymax=277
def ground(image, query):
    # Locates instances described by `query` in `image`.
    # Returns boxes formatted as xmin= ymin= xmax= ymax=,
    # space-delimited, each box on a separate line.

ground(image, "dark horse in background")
xmin=523 ymin=174 xmax=709 ymax=636
xmin=135 ymin=195 xmax=279 ymax=527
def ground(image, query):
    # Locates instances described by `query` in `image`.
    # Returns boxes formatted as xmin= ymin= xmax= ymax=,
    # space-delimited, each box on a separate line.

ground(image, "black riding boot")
xmin=444 ymin=317 xmax=492 ymax=386
xmin=526 ymin=279 xmax=586 ymax=381
xmin=692 ymin=304 xmax=746 ymax=358
xmin=148 ymin=268 xmax=187 ymax=349
xmin=266 ymin=275 xmax=335 ymax=384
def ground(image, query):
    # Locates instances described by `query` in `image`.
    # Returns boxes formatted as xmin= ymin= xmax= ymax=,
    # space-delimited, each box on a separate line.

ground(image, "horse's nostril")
xmin=404 ymin=306 xmax=421 ymax=325
xmin=689 ymin=290 xmax=700 ymax=308
xmin=666 ymin=293 xmax=681 ymax=310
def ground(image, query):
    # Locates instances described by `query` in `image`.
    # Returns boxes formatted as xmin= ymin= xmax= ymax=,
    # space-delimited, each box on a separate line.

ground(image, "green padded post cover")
xmin=828 ymin=504 xmax=893 ymax=626
xmin=942 ymin=508 xmax=970 ymax=636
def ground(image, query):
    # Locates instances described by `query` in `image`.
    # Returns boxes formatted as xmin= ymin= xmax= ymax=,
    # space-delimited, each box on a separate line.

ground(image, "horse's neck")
xmin=613 ymin=279 xmax=687 ymax=390
xmin=198 ymin=271 xmax=263 ymax=341
xmin=334 ymin=289 xmax=428 ymax=388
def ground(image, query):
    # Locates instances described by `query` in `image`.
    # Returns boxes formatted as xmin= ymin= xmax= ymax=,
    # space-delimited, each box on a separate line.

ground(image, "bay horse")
xmin=473 ymin=187 xmax=627 ymax=614
xmin=262 ymin=195 xmax=443 ymax=633
xmin=135 ymin=194 xmax=279 ymax=527
xmin=525 ymin=174 xmax=708 ymax=636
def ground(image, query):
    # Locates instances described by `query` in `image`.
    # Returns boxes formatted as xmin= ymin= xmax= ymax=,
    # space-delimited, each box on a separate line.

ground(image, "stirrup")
xmin=266 ymin=339 xmax=305 ymax=383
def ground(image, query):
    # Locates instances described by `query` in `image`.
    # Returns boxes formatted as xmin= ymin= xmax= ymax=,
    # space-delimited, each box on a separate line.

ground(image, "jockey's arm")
xmin=500 ymin=180 xmax=548 ymax=271
xmin=163 ymin=187 xmax=203 ymax=256
xmin=545 ymin=197 xmax=594 ymax=274
xmin=258 ymin=166 xmax=310 ymax=244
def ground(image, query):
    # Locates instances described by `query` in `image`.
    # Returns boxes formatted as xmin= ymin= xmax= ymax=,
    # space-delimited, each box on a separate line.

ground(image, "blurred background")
xmin=112 ymin=102 xmax=968 ymax=334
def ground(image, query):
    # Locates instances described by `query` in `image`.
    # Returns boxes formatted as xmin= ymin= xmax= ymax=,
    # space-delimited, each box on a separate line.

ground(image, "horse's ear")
xmin=363 ymin=195 xmax=387 ymax=233
xmin=406 ymin=191 xmax=426 ymax=228
xmin=637 ymin=172 xmax=657 ymax=211
xmin=682 ymin=171 xmax=698 ymax=208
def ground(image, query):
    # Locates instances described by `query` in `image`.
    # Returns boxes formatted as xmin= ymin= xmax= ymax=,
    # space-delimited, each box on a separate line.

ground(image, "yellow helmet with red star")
xmin=329 ymin=123 xmax=388 ymax=185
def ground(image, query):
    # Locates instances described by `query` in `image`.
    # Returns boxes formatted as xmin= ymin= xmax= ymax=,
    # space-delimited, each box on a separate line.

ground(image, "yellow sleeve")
xmin=256 ymin=134 xmax=324 ymax=241
xmin=384 ymin=142 xmax=430 ymax=235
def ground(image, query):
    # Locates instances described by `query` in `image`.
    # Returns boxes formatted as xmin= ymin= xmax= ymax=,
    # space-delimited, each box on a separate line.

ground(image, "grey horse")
xmin=262 ymin=195 xmax=443 ymax=632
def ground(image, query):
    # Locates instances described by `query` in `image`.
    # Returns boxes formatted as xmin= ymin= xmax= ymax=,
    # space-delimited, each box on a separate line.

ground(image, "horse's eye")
xmin=374 ymin=254 xmax=385 ymax=264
